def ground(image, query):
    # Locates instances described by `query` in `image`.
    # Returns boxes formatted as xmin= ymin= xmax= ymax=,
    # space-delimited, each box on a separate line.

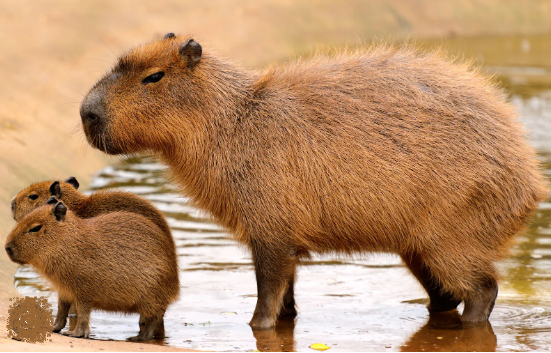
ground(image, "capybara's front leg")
xmin=68 ymin=302 xmax=78 ymax=331
xmin=154 ymin=318 xmax=165 ymax=339
xmin=128 ymin=313 xmax=165 ymax=341
xmin=250 ymin=241 xmax=297 ymax=329
xmin=401 ymin=252 xmax=461 ymax=312
xmin=53 ymin=298 xmax=71 ymax=332
xmin=62 ymin=302 xmax=91 ymax=338
xmin=278 ymin=272 xmax=297 ymax=318
xmin=462 ymin=278 xmax=498 ymax=323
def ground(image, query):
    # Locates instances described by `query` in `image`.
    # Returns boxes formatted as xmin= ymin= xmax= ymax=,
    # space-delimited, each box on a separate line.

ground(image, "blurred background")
xmin=1 ymin=1 xmax=550 ymax=351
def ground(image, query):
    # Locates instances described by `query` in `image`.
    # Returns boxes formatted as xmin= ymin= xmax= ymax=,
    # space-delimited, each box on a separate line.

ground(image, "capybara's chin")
xmin=5 ymin=248 xmax=25 ymax=265
xmin=7 ymin=254 xmax=25 ymax=265
xmin=86 ymin=133 xmax=124 ymax=155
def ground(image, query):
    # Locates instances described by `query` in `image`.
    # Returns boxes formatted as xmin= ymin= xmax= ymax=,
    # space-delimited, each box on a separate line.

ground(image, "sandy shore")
xmin=1 ymin=0 xmax=550 ymax=351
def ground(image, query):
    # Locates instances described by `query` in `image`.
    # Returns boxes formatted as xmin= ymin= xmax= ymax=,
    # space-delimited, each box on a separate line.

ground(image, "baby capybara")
xmin=4 ymin=200 xmax=179 ymax=340
xmin=11 ymin=176 xmax=175 ymax=332
xmin=79 ymin=33 xmax=548 ymax=329
xmin=12 ymin=176 xmax=172 ymax=240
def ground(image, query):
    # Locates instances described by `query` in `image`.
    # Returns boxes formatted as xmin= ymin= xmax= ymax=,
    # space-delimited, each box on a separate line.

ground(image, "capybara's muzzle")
xmin=80 ymin=90 xmax=114 ymax=153
xmin=5 ymin=242 xmax=19 ymax=264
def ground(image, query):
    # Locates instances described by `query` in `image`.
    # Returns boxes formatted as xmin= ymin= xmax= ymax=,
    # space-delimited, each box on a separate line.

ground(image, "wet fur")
xmin=81 ymin=35 xmax=549 ymax=328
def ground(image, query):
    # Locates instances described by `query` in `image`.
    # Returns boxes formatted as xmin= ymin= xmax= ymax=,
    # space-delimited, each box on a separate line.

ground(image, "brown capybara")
xmin=79 ymin=33 xmax=548 ymax=329
xmin=11 ymin=176 xmax=174 ymax=332
xmin=4 ymin=200 xmax=179 ymax=340
xmin=11 ymin=176 xmax=172 ymax=240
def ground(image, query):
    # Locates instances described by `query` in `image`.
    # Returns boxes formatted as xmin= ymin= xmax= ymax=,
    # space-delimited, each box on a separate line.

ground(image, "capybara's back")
xmin=252 ymin=47 xmax=547 ymax=270
xmin=79 ymin=36 xmax=548 ymax=328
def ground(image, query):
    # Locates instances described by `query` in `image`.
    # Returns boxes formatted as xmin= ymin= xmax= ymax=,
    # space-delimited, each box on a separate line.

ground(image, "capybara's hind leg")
xmin=250 ymin=241 xmax=297 ymax=329
xmin=53 ymin=298 xmax=71 ymax=332
xmin=278 ymin=271 xmax=297 ymax=318
xmin=62 ymin=302 xmax=91 ymax=338
xmin=462 ymin=277 xmax=498 ymax=323
xmin=401 ymin=252 xmax=461 ymax=312
xmin=128 ymin=313 xmax=165 ymax=341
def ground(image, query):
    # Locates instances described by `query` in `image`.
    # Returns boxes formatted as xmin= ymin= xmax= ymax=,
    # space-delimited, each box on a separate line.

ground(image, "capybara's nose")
xmin=80 ymin=91 xmax=106 ymax=128
xmin=5 ymin=243 xmax=14 ymax=259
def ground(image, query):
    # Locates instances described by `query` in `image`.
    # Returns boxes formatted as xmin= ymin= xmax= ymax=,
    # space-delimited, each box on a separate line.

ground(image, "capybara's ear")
xmin=179 ymin=39 xmax=202 ymax=67
xmin=46 ymin=197 xmax=58 ymax=205
xmin=53 ymin=202 xmax=67 ymax=222
xmin=163 ymin=32 xmax=175 ymax=40
xmin=49 ymin=181 xmax=61 ymax=198
xmin=65 ymin=176 xmax=79 ymax=189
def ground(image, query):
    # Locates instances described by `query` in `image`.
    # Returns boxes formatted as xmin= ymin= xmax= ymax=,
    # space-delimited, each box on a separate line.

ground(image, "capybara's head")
xmin=11 ymin=177 xmax=80 ymax=221
xmin=80 ymin=33 xmax=208 ymax=155
xmin=5 ymin=201 xmax=69 ymax=265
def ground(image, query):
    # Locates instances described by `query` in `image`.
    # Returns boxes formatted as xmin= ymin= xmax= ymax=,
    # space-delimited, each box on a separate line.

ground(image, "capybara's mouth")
xmin=85 ymin=132 xmax=124 ymax=155
xmin=5 ymin=249 xmax=24 ymax=265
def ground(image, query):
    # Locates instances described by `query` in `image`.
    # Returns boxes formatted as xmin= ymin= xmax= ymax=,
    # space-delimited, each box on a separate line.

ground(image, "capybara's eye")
xmin=142 ymin=72 xmax=165 ymax=85
xmin=28 ymin=194 xmax=39 ymax=201
xmin=29 ymin=225 xmax=42 ymax=233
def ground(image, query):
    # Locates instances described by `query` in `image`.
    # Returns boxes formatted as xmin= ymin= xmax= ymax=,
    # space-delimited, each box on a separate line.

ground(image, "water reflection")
xmin=401 ymin=311 xmax=497 ymax=352
xmin=252 ymin=319 xmax=296 ymax=352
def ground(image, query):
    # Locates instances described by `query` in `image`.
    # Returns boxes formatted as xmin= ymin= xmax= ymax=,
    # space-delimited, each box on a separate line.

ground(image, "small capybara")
xmin=4 ymin=200 xmax=179 ymax=340
xmin=12 ymin=176 xmax=172 ymax=240
xmin=79 ymin=33 xmax=548 ymax=329
xmin=11 ymin=176 xmax=175 ymax=332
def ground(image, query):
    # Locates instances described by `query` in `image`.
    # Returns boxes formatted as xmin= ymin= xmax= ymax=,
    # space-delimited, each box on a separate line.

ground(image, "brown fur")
xmin=4 ymin=202 xmax=179 ymax=340
xmin=12 ymin=179 xmax=172 ymax=241
xmin=80 ymin=34 xmax=549 ymax=328
xmin=11 ymin=178 xmax=175 ymax=332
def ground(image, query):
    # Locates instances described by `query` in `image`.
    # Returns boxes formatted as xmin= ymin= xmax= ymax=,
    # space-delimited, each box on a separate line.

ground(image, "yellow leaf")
xmin=310 ymin=343 xmax=331 ymax=351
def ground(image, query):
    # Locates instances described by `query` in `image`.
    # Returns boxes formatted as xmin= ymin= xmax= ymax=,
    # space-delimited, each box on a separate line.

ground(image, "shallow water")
xmin=13 ymin=35 xmax=551 ymax=351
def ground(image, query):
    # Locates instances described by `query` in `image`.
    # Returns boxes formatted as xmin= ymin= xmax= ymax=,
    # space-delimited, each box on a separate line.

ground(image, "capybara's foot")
xmin=53 ymin=299 xmax=71 ymax=332
xmin=427 ymin=292 xmax=461 ymax=313
xmin=52 ymin=319 xmax=67 ymax=333
xmin=278 ymin=299 xmax=297 ymax=318
xmin=127 ymin=335 xmax=148 ymax=342
xmin=250 ymin=313 xmax=277 ymax=330
xmin=462 ymin=279 xmax=498 ymax=323
xmin=62 ymin=326 xmax=90 ymax=339
xmin=129 ymin=315 xmax=164 ymax=341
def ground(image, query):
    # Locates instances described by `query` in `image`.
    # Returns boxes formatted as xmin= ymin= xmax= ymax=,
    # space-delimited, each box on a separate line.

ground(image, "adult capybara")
xmin=4 ymin=200 xmax=179 ymax=340
xmin=11 ymin=176 xmax=174 ymax=332
xmin=79 ymin=33 xmax=548 ymax=329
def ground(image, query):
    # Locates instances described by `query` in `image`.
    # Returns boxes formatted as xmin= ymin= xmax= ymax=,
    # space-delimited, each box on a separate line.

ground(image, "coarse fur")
xmin=4 ymin=202 xmax=179 ymax=340
xmin=80 ymin=34 xmax=549 ymax=328
xmin=11 ymin=177 xmax=175 ymax=332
